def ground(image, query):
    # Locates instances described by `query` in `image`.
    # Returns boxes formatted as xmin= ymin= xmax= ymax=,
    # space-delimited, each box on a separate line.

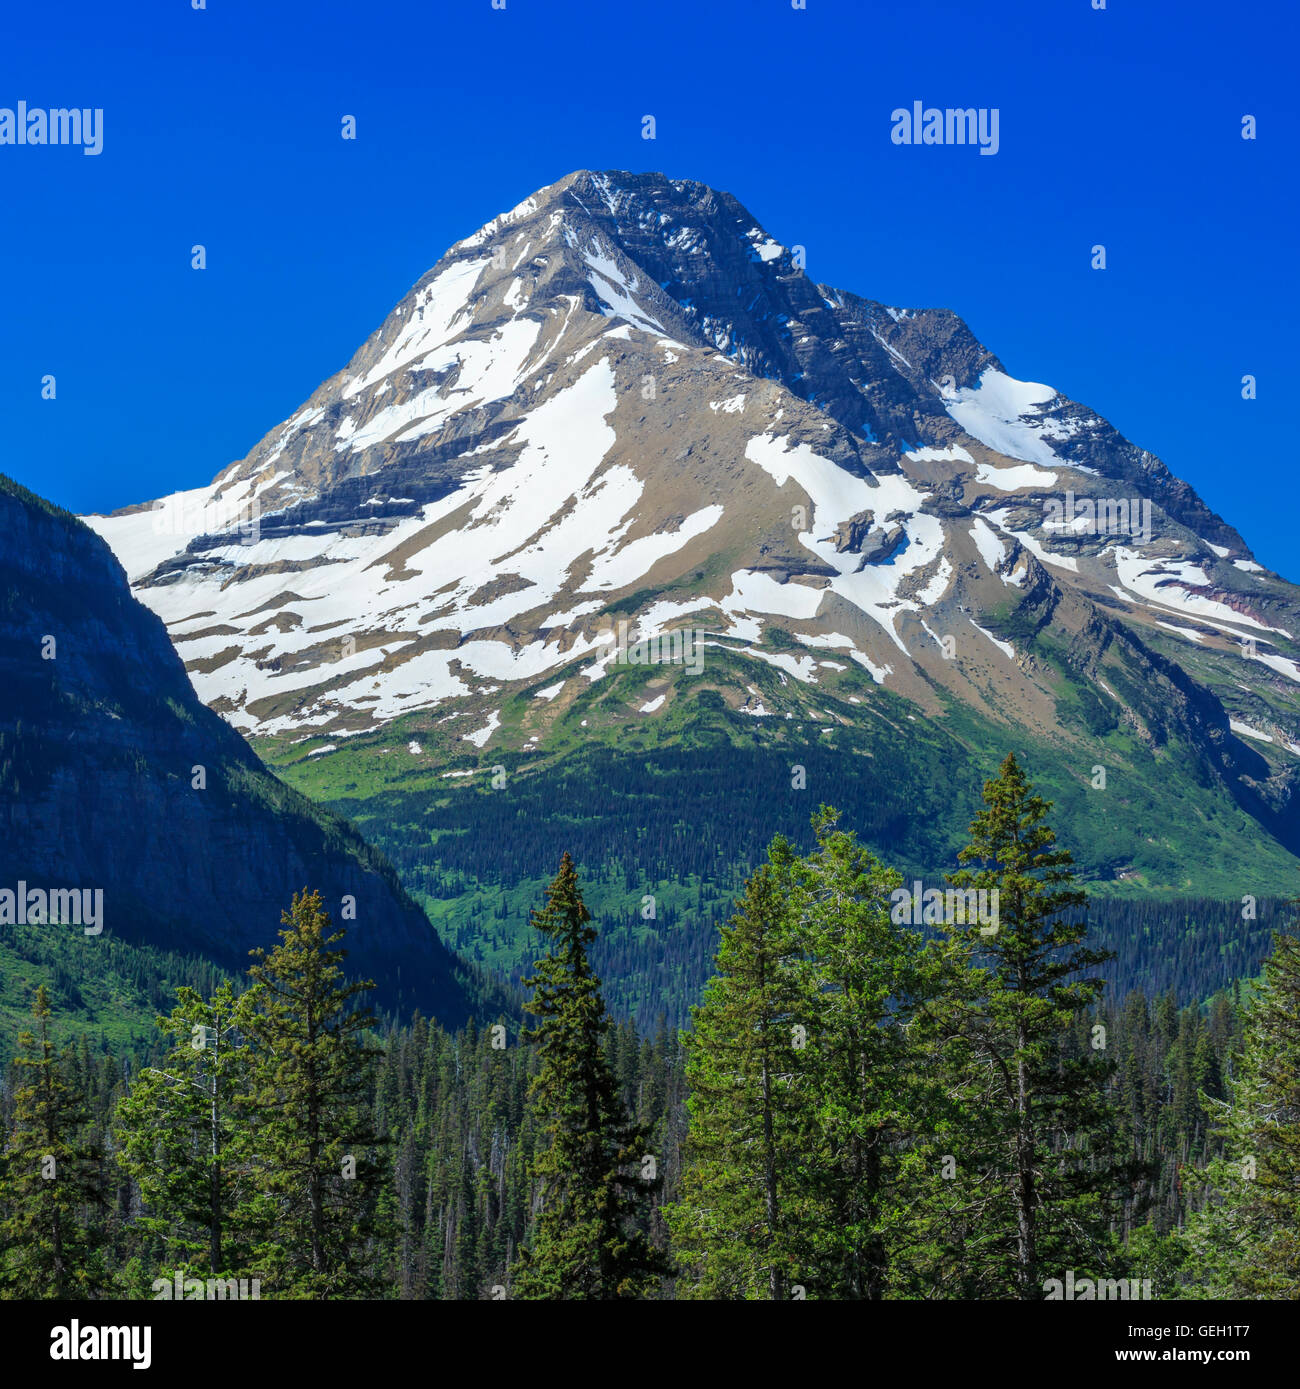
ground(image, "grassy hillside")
xmin=0 ymin=923 xmax=235 ymax=1066
xmin=257 ymin=642 xmax=1299 ymax=1026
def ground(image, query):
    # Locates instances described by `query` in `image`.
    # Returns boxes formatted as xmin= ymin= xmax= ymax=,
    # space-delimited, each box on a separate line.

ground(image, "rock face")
xmin=0 ymin=476 xmax=474 ymax=1022
xmin=82 ymin=169 xmax=1300 ymax=866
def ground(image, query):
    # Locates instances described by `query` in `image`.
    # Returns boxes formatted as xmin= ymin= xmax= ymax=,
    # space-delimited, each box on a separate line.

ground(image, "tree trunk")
xmin=1015 ymin=1028 xmax=1036 ymax=1299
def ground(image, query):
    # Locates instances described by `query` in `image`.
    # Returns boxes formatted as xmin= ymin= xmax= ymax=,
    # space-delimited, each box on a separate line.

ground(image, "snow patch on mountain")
xmin=905 ymin=444 xmax=974 ymax=464
xmin=1230 ymin=718 xmax=1273 ymax=743
xmin=743 ymin=432 xmax=944 ymax=657
xmin=986 ymin=511 xmax=1080 ymax=573
xmin=1155 ymin=621 xmax=1207 ymax=644
xmin=85 ymin=479 xmax=228 ymax=583
xmin=971 ymin=620 xmax=1015 ymax=660
xmin=917 ymin=557 xmax=953 ymax=606
xmin=342 ymin=256 xmax=487 ymax=401
xmin=1112 ymin=548 xmax=1290 ymax=635
xmin=746 ymin=227 xmax=784 ymax=262
xmin=976 ymin=461 xmax=1058 ymax=491
xmin=455 ymin=194 xmax=540 ymax=250
xmin=581 ymin=241 xmax=666 ymax=335
xmin=339 ymin=316 xmax=542 ymax=453
xmin=1257 ymin=652 xmax=1300 ymax=685
xmin=116 ymin=358 xmax=645 ymax=731
xmin=944 ymin=369 xmax=1064 ymax=467
xmin=970 ymin=517 xmax=1007 ymax=573
xmin=586 ymin=505 xmax=724 ymax=591
xmin=463 ymin=710 xmax=501 ymax=747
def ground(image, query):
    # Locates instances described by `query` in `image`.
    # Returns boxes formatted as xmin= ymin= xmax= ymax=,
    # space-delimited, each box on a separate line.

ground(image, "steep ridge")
xmin=79 ymin=170 xmax=1300 ymax=1013
xmin=1 ymin=475 xmax=475 ymax=1023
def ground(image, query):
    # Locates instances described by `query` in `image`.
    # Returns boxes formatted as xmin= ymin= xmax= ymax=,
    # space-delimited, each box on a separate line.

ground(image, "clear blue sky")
xmin=2 ymin=0 xmax=1295 ymax=574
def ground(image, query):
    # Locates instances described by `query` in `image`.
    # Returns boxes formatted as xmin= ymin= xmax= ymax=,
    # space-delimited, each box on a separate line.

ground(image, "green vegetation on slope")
xmin=0 ymin=923 xmax=234 ymax=1065
xmin=257 ymin=642 xmax=1298 ymax=1027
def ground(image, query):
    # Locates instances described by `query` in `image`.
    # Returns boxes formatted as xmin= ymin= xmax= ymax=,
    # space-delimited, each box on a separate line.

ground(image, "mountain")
xmin=82 ymin=170 xmax=1300 ymax=1021
xmin=0 ymin=474 xmax=475 ymax=1024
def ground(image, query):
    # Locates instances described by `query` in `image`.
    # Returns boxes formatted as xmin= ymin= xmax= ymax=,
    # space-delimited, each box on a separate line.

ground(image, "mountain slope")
xmin=1 ymin=474 xmax=475 ymax=1024
xmin=80 ymin=170 xmax=1300 ymax=1015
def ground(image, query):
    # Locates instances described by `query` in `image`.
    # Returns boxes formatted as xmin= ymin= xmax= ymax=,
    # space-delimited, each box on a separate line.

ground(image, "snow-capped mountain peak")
xmin=84 ymin=171 xmax=1300 ymax=823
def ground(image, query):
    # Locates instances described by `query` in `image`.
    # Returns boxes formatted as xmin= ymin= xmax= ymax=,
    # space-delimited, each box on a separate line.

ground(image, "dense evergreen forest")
xmin=1 ymin=756 xmax=1297 ymax=1299
xmin=339 ymin=734 xmax=1291 ymax=1030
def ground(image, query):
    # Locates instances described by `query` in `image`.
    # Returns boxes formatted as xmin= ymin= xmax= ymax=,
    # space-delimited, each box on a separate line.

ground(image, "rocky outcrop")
xmin=0 ymin=475 xmax=474 ymax=1023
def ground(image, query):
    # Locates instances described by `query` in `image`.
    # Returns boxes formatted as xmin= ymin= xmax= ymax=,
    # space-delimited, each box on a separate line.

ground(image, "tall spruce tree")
xmin=1184 ymin=926 xmax=1300 ymax=1296
xmin=790 ymin=808 xmax=940 ymax=1299
xmin=665 ymin=837 xmax=815 ymax=1298
xmin=0 ymin=985 xmax=105 ymax=1297
xmin=241 ymin=889 xmax=389 ymax=1297
xmin=113 ymin=980 xmax=254 ymax=1282
xmin=510 ymin=852 xmax=668 ymax=1299
xmin=939 ymin=753 xmax=1131 ymax=1299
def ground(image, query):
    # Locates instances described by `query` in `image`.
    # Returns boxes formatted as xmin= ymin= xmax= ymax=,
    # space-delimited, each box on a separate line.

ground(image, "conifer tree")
xmin=510 ymin=852 xmax=668 ymax=1299
xmin=0 ymin=985 xmax=105 ymax=1297
xmin=666 ymin=838 xmax=815 ymax=1298
xmin=790 ymin=808 xmax=944 ymax=1299
xmin=113 ymin=979 xmax=253 ymax=1281
xmin=241 ymin=888 xmax=389 ymax=1297
xmin=1184 ymin=927 xmax=1300 ymax=1296
xmin=939 ymin=752 xmax=1130 ymax=1299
